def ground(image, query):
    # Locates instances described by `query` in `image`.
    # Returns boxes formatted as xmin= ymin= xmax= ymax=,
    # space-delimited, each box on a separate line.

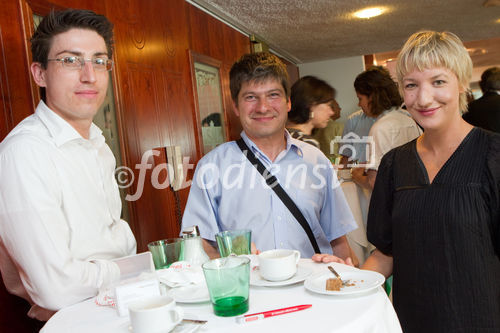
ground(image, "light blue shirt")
xmin=340 ymin=110 xmax=377 ymax=163
xmin=181 ymin=131 xmax=357 ymax=257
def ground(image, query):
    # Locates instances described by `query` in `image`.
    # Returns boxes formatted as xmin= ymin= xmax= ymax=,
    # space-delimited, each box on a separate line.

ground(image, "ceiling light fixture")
xmin=467 ymin=48 xmax=488 ymax=55
xmin=353 ymin=7 xmax=385 ymax=19
xmin=483 ymin=0 xmax=500 ymax=7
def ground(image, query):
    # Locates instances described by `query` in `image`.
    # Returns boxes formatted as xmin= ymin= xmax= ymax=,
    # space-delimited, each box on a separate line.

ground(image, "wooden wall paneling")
xmin=107 ymin=5 xmax=153 ymax=251
xmin=0 ymin=26 xmax=12 ymax=140
xmin=149 ymin=147 xmax=182 ymax=239
xmin=107 ymin=0 xmax=197 ymax=250
xmin=186 ymin=5 xmax=210 ymax=58
xmin=187 ymin=4 xmax=250 ymax=142
xmin=221 ymin=28 xmax=248 ymax=141
xmin=206 ymin=17 xmax=225 ymax=61
xmin=287 ymin=62 xmax=300 ymax=85
xmin=0 ymin=0 xmax=34 ymax=140
xmin=278 ymin=56 xmax=300 ymax=86
xmin=118 ymin=63 xmax=166 ymax=250
xmin=221 ymin=63 xmax=240 ymax=141
xmin=158 ymin=69 xmax=198 ymax=165
xmin=153 ymin=70 xmax=195 ymax=240
xmin=0 ymin=8 xmax=39 ymax=323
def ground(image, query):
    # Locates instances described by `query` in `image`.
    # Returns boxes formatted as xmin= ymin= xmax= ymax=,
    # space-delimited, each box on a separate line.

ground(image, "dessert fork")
xmin=327 ymin=265 xmax=350 ymax=286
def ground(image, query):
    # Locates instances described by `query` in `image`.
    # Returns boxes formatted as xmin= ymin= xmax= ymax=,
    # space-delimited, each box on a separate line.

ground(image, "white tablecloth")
xmin=341 ymin=181 xmax=374 ymax=265
xmin=41 ymin=260 xmax=401 ymax=333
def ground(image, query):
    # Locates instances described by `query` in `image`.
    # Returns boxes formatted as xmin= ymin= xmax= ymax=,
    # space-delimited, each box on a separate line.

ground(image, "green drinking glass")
xmin=147 ymin=238 xmax=184 ymax=270
xmin=202 ymin=256 xmax=250 ymax=317
xmin=215 ymin=229 xmax=251 ymax=257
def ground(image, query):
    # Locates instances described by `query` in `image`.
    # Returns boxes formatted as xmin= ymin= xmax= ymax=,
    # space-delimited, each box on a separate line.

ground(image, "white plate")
xmin=304 ymin=270 xmax=385 ymax=295
xmin=167 ymin=283 xmax=210 ymax=303
xmin=250 ymin=265 xmax=312 ymax=287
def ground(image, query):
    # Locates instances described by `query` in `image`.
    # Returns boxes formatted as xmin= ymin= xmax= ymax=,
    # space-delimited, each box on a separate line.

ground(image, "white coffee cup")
xmin=128 ymin=295 xmax=183 ymax=333
xmin=258 ymin=249 xmax=301 ymax=281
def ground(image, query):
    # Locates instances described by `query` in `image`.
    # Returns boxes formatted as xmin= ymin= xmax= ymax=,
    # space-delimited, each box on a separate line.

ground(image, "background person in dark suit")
xmin=463 ymin=66 xmax=500 ymax=133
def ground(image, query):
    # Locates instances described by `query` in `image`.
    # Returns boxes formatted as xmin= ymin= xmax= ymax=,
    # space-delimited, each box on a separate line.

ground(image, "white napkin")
xmin=156 ymin=261 xmax=205 ymax=288
xmin=95 ymin=271 xmax=158 ymax=307
xmin=95 ymin=288 xmax=116 ymax=307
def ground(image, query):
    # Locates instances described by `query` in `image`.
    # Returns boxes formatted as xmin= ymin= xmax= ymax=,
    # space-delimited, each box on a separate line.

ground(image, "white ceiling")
xmin=189 ymin=0 xmax=500 ymax=66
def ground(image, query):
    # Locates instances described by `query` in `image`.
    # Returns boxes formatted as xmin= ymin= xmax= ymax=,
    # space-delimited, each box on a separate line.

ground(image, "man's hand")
xmin=350 ymin=167 xmax=365 ymax=182
xmin=251 ymin=242 xmax=261 ymax=255
xmin=202 ymin=239 xmax=221 ymax=259
xmin=351 ymin=167 xmax=376 ymax=191
xmin=311 ymin=253 xmax=354 ymax=266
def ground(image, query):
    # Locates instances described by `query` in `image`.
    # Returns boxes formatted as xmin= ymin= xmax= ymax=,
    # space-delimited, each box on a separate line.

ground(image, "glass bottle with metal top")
xmin=182 ymin=225 xmax=209 ymax=266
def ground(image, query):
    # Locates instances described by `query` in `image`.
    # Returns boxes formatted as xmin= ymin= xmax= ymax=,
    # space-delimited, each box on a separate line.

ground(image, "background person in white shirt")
xmin=0 ymin=9 xmax=136 ymax=322
xmin=349 ymin=67 xmax=421 ymax=190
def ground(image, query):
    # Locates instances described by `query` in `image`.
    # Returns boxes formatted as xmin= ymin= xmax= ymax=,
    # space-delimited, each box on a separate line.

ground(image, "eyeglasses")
xmin=47 ymin=56 xmax=113 ymax=71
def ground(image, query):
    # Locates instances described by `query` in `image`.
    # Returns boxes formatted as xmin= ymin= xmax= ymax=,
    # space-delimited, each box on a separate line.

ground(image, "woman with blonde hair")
xmin=313 ymin=31 xmax=500 ymax=332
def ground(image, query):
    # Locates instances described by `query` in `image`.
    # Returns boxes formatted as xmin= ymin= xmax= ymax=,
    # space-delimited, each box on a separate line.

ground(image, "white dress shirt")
xmin=0 ymin=101 xmax=136 ymax=321
xmin=368 ymin=107 xmax=422 ymax=170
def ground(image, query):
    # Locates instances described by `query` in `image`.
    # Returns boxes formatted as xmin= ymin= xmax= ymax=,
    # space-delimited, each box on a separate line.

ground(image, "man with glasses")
xmin=0 ymin=9 xmax=136 ymax=323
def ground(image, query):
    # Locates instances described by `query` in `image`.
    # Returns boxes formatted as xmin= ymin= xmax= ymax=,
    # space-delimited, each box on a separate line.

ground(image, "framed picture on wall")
xmin=188 ymin=51 xmax=229 ymax=155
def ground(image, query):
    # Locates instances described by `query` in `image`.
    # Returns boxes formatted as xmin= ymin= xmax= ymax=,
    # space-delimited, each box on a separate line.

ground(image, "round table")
xmin=341 ymin=180 xmax=375 ymax=265
xmin=41 ymin=260 xmax=401 ymax=333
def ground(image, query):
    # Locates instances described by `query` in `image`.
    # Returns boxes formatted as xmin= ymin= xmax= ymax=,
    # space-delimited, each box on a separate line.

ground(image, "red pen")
xmin=236 ymin=304 xmax=312 ymax=323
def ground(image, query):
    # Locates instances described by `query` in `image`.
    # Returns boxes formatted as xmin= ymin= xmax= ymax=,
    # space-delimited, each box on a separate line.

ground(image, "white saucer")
xmin=128 ymin=325 xmax=175 ymax=333
xmin=167 ymin=283 xmax=210 ymax=303
xmin=250 ymin=265 xmax=312 ymax=287
xmin=304 ymin=269 xmax=385 ymax=295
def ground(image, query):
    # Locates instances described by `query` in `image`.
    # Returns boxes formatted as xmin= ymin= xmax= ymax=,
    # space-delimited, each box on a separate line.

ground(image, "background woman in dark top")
xmin=286 ymin=76 xmax=337 ymax=148
xmin=313 ymin=31 xmax=500 ymax=332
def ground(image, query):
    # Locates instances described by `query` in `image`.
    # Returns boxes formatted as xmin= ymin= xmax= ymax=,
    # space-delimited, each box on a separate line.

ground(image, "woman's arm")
xmin=361 ymin=249 xmax=393 ymax=278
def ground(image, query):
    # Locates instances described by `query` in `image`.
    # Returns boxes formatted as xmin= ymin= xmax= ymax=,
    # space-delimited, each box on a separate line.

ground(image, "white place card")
xmin=115 ymin=277 xmax=161 ymax=317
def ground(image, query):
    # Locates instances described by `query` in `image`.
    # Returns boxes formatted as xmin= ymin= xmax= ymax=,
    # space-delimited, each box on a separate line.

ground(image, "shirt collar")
xmin=284 ymin=129 xmax=303 ymax=157
xmin=35 ymin=100 xmax=105 ymax=148
xmin=240 ymin=130 xmax=303 ymax=163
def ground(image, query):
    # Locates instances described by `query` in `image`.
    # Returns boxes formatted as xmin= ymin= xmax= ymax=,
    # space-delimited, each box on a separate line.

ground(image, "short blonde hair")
xmin=396 ymin=31 xmax=472 ymax=112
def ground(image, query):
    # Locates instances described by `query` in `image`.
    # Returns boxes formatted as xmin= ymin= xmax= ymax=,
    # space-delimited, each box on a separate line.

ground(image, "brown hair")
xmin=31 ymin=9 xmax=113 ymax=69
xmin=289 ymin=76 xmax=336 ymax=124
xmin=479 ymin=67 xmax=500 ymax=93
xmin=229 ymin=52 xmax=289 ymax=103
xmin=354 ymin=66 xmax=402 ymax=116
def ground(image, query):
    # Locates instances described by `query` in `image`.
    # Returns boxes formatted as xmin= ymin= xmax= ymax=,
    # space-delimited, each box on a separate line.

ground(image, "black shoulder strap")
xmin=236 ymin=138 xmax=321 ymax=254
